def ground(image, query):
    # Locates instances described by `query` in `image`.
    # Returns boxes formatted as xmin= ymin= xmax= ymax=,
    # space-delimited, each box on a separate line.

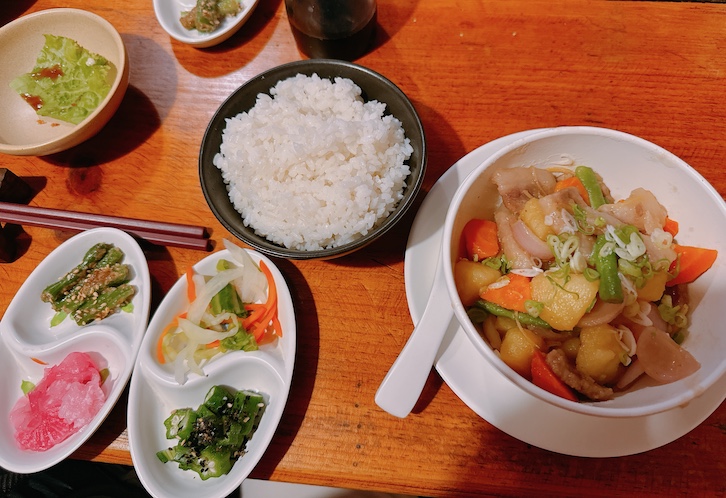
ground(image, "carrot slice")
xmin=185 ymin=267 xmax=196 ymax=303
xmin=480 ymin=273 xmax=532 ymax=313
xmin=530 ymin=350 xmax=578 ymax=402
xmin=156 ymin=318 xmax=179 ymax=364
xmin=555 ymin=176 xmax=590 ymax=205
xmin=462 ymin=219 xmax=499 ymax=261
xmin=663 ymin=217 xmax=679 ymax=237
xmin=667 ymin=244 xmax=718 ymax=286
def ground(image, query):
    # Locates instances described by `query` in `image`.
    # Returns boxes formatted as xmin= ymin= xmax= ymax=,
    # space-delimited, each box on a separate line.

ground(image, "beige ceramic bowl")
xmin=0 ymin=8 xmax=129 ymax=156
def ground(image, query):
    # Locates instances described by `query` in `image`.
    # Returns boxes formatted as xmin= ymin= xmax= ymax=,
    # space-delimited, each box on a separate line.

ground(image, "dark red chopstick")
xmin=0 ymin=201 xmax=211 ymax=251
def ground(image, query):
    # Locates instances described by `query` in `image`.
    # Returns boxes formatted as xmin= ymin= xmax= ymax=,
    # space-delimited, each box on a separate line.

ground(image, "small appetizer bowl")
xmin=153 ymin=0 xmax=259 ymax=48
xmin=199 ymin=59 xmax=427 ymax=260
xmin=0 ymin=8 xmax=129 ymax=156
xmin=442 ymin=126 xmax=726 ymax=418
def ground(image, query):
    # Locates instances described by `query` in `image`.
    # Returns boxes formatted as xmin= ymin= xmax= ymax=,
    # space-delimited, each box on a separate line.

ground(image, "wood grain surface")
xmin=1 ymin=1 xmax=725 ymax=496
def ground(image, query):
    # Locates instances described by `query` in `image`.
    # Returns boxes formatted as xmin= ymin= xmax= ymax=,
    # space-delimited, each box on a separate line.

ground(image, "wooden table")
xmin=2 ymin=1 xmax=726 ymax=496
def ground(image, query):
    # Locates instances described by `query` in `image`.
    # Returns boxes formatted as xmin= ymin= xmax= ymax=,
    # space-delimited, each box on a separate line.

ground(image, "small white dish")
xmin=0 ymin=8 xmax=129 ymax=156
xmin=405 ymin=131 xmax=726 ymax=456
xmin=128 ymin=246 xmax=296 ymax=498
xmin=0 ymin=228 xmax=151 ymax=473
xmin=153 ymin=0 xmax=259 ymax=48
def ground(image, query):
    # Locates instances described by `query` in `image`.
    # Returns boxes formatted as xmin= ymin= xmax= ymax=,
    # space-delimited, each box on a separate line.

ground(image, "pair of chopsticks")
xmin=0 ymin=201 xmax=211 ymax=251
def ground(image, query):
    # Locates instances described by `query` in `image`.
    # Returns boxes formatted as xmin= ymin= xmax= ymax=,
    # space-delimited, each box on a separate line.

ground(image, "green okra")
xmin=40 ymin=242 xmax=112 ymax=304
xmin=71 ymin=283 xmax=135 ymax=325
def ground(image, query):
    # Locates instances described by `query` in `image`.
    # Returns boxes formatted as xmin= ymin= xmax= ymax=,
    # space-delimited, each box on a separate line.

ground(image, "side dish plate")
xmin=127 ymin=246 xmax=296 ymax=498
xmin=0 ymin=228 xmax=151 ymax=473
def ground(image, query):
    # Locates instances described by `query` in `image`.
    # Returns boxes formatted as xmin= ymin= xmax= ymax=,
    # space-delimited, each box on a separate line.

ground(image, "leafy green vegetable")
xmin=10 ymin=34 xmax=114 ymax=124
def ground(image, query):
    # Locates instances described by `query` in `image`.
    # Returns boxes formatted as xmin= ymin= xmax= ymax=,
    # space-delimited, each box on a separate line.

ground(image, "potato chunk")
xmin=636 ymin=271 xmax=668 ymax=302
xmin=531 ymin=272 xmax=599 ymax=331
xmin=454 ymin=259 xmax=502 ymax=306
xmin=519 ymin=198 xmax=555 ymax=240
xmin=499 ymin=327 xmax=544 ymax=379
xmin=576 ymin=324 xmax=626 ymax=385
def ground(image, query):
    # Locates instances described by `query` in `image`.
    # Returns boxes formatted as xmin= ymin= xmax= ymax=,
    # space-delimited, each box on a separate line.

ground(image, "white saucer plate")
xmin=404 ymin=130 xmax=726 ymax=457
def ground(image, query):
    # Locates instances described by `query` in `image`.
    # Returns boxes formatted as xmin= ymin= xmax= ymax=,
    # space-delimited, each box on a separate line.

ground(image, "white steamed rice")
xmin=213 ymin=73 xmax=413 ymax=251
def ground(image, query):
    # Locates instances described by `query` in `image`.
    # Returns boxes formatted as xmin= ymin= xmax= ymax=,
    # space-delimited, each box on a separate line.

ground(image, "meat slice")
xmin=545 ymin=348 xmax=614 ymax=401
xmin=492 ymin=167 xmax=557 ymax=214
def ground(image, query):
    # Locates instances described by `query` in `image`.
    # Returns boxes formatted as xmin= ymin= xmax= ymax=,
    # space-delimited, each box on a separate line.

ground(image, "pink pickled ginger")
xmin=10 ymin=352 xmax=106 ymax=451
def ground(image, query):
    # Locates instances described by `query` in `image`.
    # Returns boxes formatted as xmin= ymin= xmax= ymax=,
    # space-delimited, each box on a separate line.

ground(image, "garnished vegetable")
xmin=479 ymin=273 xmax=532 ymax=313
xmin=10 ymin=35 xmax=114 ymax=125
xmin=591 ymin=234 xmax=624 ymax=304
xmin=158 ymin=241 xmax=281 ymax=384
xmin=666 ymin=245 xmax=718 ymax=286
xmin=462 ymin=219 xmax=500 ymax=261
xmin=157 ymin=385 xmax=265 ymax=480
xmin=574 ymin=165 xmax=607 ymax=209
xmin=41 ymin=243 xmax=135 ymax=326
xmin=180 ymin=0 xmax=241 ymax=33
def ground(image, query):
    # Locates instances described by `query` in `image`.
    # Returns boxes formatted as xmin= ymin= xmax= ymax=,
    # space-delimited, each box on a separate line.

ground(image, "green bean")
xmin=71 ymin=283 xmax=135 ymax=325
xmin=474 ymin=300 xmax=552 ymax=329
xmin=575 ymin=165 xmax=607 ymax=209
xmin=41 ymin=242 xmax=112 ymax=304
xmin=591 ymin=235 xmax=623 ymax=303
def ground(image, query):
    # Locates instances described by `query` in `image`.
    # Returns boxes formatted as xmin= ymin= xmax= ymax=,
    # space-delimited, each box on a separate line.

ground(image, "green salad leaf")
xmin=10 ymin=34 xmax=114 ymax=125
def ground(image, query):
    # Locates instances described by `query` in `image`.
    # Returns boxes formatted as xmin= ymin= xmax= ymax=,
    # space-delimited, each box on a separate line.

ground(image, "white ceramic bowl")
xmin=442 ymin=126 xmax=726 ymax=418
xmin=153 ymin=0 xmax=259 ymax=48
xmin=0 ymin=8 xmax=129 ymax=156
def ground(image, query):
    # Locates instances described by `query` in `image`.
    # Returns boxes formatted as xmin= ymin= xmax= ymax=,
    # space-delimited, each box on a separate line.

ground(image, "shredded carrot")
xmin=555 ymin=176 xmax=590 ymax=205
xmin=185 ymin=267 xmax=196 ymax=303
xmin=480 ymin=273 xmax=532 ymax=313
xmin=462 ymin=219 xmax=499 ymax=261
xmin=667 ymin=244 xmax=718 ymax=286
xmin=206 ymin=340 xmax=221 ymax=349
xmin=31 ymin=357 xmax=48 ymax=365
xmin=663 ymin=217 xmax=679 ymax=237
xmin=156 ymin=318 xmax=178 ymax=364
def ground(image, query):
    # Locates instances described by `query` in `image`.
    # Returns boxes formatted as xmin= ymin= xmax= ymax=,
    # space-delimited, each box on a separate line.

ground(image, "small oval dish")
xmin=153 ymin=0 xmax=259 ymax=48
xmin=0 ymin=8 xmax=129 ymax=156
xmin=0 ymin=228 xmax=151 ymax=473
xmin=128 ymin=243 xmax=296 ymax=498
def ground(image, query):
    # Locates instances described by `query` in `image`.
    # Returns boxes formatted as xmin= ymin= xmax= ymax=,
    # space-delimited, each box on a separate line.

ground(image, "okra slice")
xmin=203 ymin=385 xmax=233 ymax=414
xmin=163 ymin=407 xmax=198 ymax=440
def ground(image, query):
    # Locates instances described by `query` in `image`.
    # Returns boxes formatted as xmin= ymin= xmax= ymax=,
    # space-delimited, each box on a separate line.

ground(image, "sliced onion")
xmin=512 ymin=220 xmax=554 ymax=260
xmin=223 ymin=239 xmax=268 ymax=303
xmin=577 ymin=300 xmax=625 ymax=327
xmin=187 ymin=267 xmax=246 ymax=324
xmin=616 ymin=357 xmax=645 ymax=389
xmin=636 ymin=326 xmax=701 ymax=383
xmin=178 ymin=318 xmax=237 ymax=344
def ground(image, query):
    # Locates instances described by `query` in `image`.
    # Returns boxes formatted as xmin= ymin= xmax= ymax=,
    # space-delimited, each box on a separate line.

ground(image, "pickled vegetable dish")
xmin=454 ymin=165 xmax=717 ymax=401
xmin=157 ymin=240 xmax=282 ymax=384
xmin=41 ymin=243 xmax=135 ymax=326
xmin=180 ymin=0 xmax=241 ymax=32
xmin=157 ymin=385 xmax=265 ymax=480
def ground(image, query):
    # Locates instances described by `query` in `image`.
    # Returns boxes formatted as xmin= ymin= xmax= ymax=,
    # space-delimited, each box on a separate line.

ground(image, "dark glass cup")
xmin=285 ymin=0 xmax=377 ymax=61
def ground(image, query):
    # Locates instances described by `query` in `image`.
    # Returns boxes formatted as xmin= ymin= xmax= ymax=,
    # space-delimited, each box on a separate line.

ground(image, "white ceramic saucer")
xmin=404 ymin=130 xmax=726 ymax=457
